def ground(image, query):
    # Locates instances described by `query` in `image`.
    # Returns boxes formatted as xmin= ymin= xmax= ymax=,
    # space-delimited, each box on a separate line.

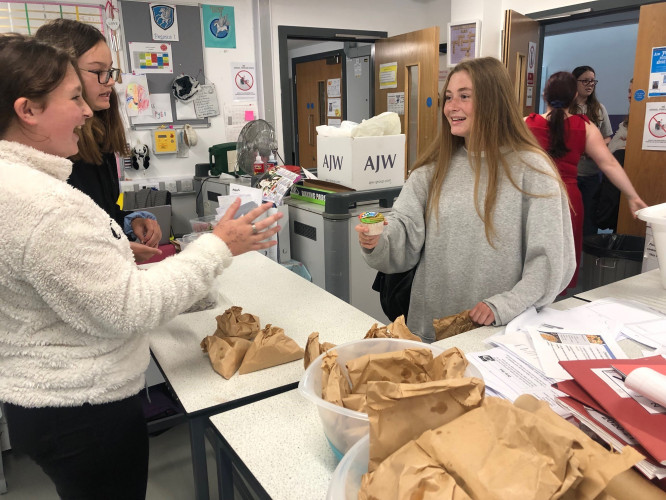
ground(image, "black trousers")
xmin=5 ymin=395 xmax=148 ymax=500
xmin=578 ymin=173 xmax=602 ymax=237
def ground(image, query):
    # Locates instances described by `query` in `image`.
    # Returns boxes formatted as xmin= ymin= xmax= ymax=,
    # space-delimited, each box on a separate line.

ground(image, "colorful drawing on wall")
xmin=202 ymin=5 xmax=236 ymax=48
xmin=150 ymin=3 xmax=179 ymax=41
xmin=117 ymin=74 xmax=151 ymax=117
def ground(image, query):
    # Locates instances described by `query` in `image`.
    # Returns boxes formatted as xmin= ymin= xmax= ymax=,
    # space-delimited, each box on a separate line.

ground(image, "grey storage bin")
xmin=581 ymin=234 xmax=645 ymax=291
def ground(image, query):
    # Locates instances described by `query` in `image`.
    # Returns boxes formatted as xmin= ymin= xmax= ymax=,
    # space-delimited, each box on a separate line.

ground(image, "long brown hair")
xmin=543 ymin=71 xmax=578 ymax=159
xmin=412 ymin=57 xmax=564 ymax=246
xmin=569 ymin=65 xmax=602 ymax=127
xmin=35 ymin=19 xmax=128 ymax=164
xmin=0 ymin=34 xmax=73 ymax=138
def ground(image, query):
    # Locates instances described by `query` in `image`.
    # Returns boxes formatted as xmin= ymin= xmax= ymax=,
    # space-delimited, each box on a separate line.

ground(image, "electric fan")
xmin=235 ymin=119 xmax=278 ymax=176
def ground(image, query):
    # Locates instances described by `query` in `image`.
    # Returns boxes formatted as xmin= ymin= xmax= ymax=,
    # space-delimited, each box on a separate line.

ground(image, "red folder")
xmin=559 ymin=356 xmax=666 ymax=465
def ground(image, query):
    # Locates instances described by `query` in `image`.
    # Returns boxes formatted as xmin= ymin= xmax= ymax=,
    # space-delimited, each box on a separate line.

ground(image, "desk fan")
xmin=236 ymin=119 xmax=278 ymax=177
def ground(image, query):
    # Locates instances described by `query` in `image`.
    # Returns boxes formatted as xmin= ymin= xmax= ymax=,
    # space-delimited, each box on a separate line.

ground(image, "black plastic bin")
xmin=581 ymin=234 xmax=645 ymax=291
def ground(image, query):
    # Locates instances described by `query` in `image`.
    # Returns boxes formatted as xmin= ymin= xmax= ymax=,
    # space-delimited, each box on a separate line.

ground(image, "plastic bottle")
xmin=267 ymin=152 xmax=278 ymax=170
xmin=253 ymin=153 xmax=265 ymax=175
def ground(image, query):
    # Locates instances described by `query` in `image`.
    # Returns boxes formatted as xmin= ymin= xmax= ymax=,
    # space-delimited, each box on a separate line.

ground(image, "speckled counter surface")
xmin=149 ymin=251 xmax=382 ymax=415
xmin=574 ymin=269 xmax=666 ymax=314
xmin=210 ymin=389 xmax=335 ymax=500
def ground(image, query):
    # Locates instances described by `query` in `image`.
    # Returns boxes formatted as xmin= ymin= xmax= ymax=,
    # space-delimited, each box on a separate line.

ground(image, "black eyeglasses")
xmin=577 ymin=79 xmax=598 ymax=86
xmin=82 ymin=67 xmax=120 ymax=84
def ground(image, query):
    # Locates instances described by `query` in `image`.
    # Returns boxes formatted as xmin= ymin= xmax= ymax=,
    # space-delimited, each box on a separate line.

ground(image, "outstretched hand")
xmin=213 ymin=198 xmax=283 ymax=256
xmin=354 ymin=221 xmax=387 ymax=250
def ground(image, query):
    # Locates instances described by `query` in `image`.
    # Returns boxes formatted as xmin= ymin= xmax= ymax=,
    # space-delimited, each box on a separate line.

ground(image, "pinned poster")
xmin=129 ymin=42 xmax=173 ymax=74
xmin=379 ymin=62 xmax=397 ymax=89
xmin=642 ymin=102 xmax=666 ymax=151
xmin=149 ymin=3 xmax=179 ymax=41
xmin=193 ymin=84 xmax=220 ymax=118
xmin=327 ymin=98 xmax=341 ymax=118
xmin=327 ymin=78 xmax=341 ymax=97
xmin=231 ymin=62 xmax=256 ymax=100
xmin=202 ymin=5 xmax=236 ymax=49
xmin=648 ymin=47 xmax=666 ymax=97
xmin=132 ymin=93 xmax=174 ymax=124
xmin=117 ymin=73 xmax=151 ymax=117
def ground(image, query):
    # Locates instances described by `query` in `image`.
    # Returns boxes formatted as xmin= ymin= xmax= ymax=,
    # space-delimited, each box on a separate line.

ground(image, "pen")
xmin=611 ymin=365 xmax=628 ymax=382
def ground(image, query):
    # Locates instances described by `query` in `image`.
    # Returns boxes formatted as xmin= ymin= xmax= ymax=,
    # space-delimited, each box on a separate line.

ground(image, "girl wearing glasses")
xmin=526 ymin=72 xmax=646 ymax=291
xmin=0 ymin=33 xmax=281 ymax=499
xmin=35 ymin=19 xmax=162 ymax=263
xmin=570 ymin=65 xmax=613 ymax=237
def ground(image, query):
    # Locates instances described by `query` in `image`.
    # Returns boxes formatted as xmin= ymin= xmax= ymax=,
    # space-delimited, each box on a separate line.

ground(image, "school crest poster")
xmin=202 ymin=5 xmax=236 ymax=49
xmin=150 ymin=4 xmax=179 ymax=42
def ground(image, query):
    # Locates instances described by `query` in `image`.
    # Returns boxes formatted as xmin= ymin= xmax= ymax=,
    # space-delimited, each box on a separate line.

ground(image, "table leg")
xmin=189 ymin=417 xmax=209 ymax=500
xmin=216 ymin=442 xmax=234 ymax=500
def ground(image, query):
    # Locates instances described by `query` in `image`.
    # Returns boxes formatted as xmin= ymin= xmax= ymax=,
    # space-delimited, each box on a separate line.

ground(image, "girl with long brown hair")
xmin=356 ymin=57 xmax=575 ymax=342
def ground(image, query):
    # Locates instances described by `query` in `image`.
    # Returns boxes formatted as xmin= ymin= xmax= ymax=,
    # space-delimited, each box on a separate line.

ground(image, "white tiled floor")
xmin=1 ymin=423 xmax=222 ymax=500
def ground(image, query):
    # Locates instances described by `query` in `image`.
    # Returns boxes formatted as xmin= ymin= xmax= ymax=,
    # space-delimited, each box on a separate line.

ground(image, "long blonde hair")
xmin=412 ymin=57 xmax=564 ymax=245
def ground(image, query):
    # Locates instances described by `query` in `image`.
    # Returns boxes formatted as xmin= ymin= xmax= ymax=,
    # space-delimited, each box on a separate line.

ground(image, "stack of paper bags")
xmin=360 ymin=395 xmax=653 ymax=500
xmin=200 ymin=306 xmax=303 ymax=379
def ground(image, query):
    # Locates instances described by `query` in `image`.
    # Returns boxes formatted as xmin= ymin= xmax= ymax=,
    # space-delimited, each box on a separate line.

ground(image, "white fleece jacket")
xmin=0 ymin=141 xmax=233 ymax=408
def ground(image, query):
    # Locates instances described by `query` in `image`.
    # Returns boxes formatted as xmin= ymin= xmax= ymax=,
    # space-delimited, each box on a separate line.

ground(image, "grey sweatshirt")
xmin=363 ymin=147 xmax=576 ymax=342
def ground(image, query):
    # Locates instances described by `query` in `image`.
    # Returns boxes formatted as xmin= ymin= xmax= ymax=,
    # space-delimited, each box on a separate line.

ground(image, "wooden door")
xmin=502 ymin=10 xmax=540 ymax=116
xmin=294 ymin=55 xmax=343 ymax=169
xmin=374 ymin=26 xmax=439 ymax=177
xmin=618 ymin=2 xmax=666 ymax=236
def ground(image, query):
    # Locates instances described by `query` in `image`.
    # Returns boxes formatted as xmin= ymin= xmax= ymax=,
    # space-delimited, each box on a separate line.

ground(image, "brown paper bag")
xmin=433 ymin=310 xmax=478 ymax=341
xmin=387 ymin=315 xmax=421 ymax=341
xmin=359 ymin=439 xmax=472 ymax=500
xmin=363 ymin=316 xmax=421 ymax=341
xmin=428 ymin=347 xmax=469 ymax=381
xmin=414 ymin=397 xmax=643 ymax=500
xmin=366 ymin=378 xmax=485 ymax=472
xmin=200 ymin=335 xmax=252 ymax=379
xmin=321 ymin=350 xmax=351 ymax=406
xmin=341 ymin=393 xmax=367 ymax=412
xmin=303 ymin=332 xmax=336 ymax=370
xmin=346 ymin=348 xmax=434 ymax=394
xmin=238 ymin=324 xmax=304 ymax=375
xmin=214 ymin=306 xmax=260 ymax=340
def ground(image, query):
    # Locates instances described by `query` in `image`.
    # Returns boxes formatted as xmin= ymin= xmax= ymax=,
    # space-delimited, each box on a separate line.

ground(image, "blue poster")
xmin=648 ymin=46 xmax=666 ymax=97
xmin=202 ymin=5 xmax=236 ymax=49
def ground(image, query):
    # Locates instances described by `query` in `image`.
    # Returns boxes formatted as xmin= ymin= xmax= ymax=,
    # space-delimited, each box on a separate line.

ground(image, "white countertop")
xmin=210 ymin=389 xmax=333 ymax=500
xmin=149 ymin=251 xmax=383 ymax=414
xmin=575 ymin=269 xmax=666 ymax=314
xmin=208 ymin=297 xmax=598 ymax=500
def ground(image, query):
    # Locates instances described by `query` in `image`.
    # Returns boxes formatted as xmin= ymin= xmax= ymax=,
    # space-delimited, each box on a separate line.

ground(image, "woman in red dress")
xmin=525 ymin=72 xmax=646 ymax=289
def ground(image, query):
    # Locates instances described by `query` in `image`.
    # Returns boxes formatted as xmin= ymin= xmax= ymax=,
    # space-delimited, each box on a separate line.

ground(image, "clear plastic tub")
xmin=178 ymin=232 xmax=205 ymax=251
xmin=190 ymin=214 xmax=218 ymax=233
xmin=298 ymin=338 xmax=447 ymax=460
xmin=637 ymin=203 xmax=666 ymax=289
xmin=326 ymin=434 xmax=368 ymax=500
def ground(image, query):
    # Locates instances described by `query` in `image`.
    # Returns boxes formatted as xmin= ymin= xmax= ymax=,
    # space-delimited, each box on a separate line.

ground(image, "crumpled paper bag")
xmin=200 ymin=335 xmax=252 ymax=380
xmin=214 ymin=306 xmax=260 ymax=340
xmin=304 ymin=332 xmax=336 ymax=370
xmin=433 ymin=310 xmax=478 ymax=341
xmin=321 ymin=350 xmax=351 ymax=407
xmin=364 ymin=315 xmax=421 ymax=342
xmin=346 ymin=348 xmax=434 ymax=394
xmin=360 ymin=396 xmax=644 ymax=500
xmin=366 ymin=377 xmax=485 ymax=472
xmin=238 ymin=324 xmax=304 ymax=375
xmin=428 ymin=347 xmax=469 ymax=380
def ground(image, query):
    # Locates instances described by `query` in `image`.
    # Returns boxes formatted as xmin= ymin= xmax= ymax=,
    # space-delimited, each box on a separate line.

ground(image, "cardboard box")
xmin=316 ymin=135 xmax=406 ymax=191
xmin=290 ymin=180 xmax=354 ymax=206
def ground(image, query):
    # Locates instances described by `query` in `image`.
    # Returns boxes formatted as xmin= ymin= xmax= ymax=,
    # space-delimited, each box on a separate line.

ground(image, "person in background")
xmin=569 ymin=65 xmax=613 ymax=237
xmin=526 ymin=72 xmax=646 ymax=290
xmin=356 ymin=57 xmax=575 ymax=342
xmin=35 ymin=18 xmax=161 ymax=263
xmin=0 ymin=33 xmax=282 ymax=499
xmin=596 ymin=78 xmax=635 ymax=231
